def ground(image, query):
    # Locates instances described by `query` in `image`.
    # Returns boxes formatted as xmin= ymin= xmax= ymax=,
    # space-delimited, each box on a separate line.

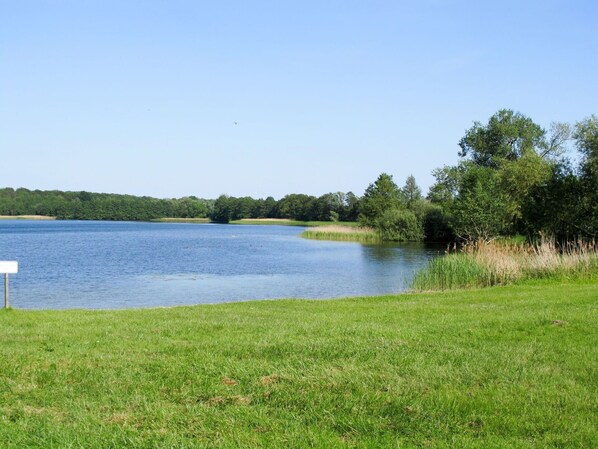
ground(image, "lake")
xmin=0 ymin=221 xmax=441 ymax=309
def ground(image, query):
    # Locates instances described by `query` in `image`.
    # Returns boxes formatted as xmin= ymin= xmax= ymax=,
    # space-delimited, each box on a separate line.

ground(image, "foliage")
xmin=574 ymin=114 xmax=598 ymax=179
xmin=358 ymin=173 xmax=404 ymax=227
xmin=428 ymin=109 xmax=598 ymax=242
xmin=449 ymin=167 xmax=512 ymax=241
xmin=210 ymin=194 xmax=233 ymax=223
xmin=523 ymin=164 xmax=586 ymax=239
xmin=458 ymin=109 xmax=547 ymax=168
xmin=0 ymin=188 xmax=212 ymax=221
xmin=422 ymin=204 xmax=454 ymax=242
xmin=401 ymin=174 xmax=422 ymax=207
xmin=375 ymin=208 xmax=423 ymax=242
xmin=574 ymin=115 xmax=598 ymax=237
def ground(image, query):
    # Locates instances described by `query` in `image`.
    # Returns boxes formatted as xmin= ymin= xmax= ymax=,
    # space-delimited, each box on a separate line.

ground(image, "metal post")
xmin=4 ymin=273 xmax=8 ymax=308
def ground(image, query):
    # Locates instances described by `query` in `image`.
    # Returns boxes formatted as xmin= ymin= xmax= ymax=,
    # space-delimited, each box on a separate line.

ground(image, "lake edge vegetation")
xmin=300 ymin=224 xmax=380 ymax=242
xmin=412 ymin=239 xmax=598 ymax=290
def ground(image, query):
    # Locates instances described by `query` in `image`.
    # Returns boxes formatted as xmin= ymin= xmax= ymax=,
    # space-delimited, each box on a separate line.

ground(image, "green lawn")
xmin=0 ymin=281 xmax=596 ymax=448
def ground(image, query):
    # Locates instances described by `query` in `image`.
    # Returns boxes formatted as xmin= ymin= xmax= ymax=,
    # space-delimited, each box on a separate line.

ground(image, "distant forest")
xmin=2 ymin=109 xmax=596 ymax=242
xmin=0 ymin=188 xmax=361 ymax=223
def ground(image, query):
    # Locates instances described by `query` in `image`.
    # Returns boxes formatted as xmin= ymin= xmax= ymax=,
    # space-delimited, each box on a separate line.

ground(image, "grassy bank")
xmin=230 ymin=218 xmax=360 ymax=227
xmin=300 ymin=224 xmax=380 ymax=242
xmin=1 ymin=281 xmax=596 ymax=448
xmin=0 ymin=215 xmax=55 ymax=220
xmin=150 ymin=217 xmax=211 ymax=223
xmin=412 ymin=240 xmax=598 ymax=291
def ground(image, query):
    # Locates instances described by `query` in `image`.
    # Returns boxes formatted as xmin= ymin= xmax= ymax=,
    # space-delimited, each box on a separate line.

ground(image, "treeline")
xmin=428 ymin=110 xmax=597 ymax=242
xmin=2 ymin=109 xmax=596 ymax=242
xmin=355 ymin=110 xmax=597 ymax=242
xmin=209 ymin=192 xmax=360 ymax=223
xmin=0 ymin=189 xmax=213 ymax=221
xmin=0 ymin=188 xmax=363 ymax=223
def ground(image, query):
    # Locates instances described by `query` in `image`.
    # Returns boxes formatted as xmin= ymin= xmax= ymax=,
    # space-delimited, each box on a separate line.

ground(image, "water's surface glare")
xmin=0 ymin=221 xmax=440 ymax=309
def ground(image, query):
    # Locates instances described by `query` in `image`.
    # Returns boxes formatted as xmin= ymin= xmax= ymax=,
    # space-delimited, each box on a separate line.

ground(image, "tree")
xmin=342 ymin=192 xmax=361 ymax=221
xmin=402 ymin=175 xmax=422 ymax=207
xmin=524 ymin=163 xmax=586 ymax=239
xmin=438 ymin=109 xmax=566 ymax=240
xmin=449 ymin=167 xmax=511 ymax=241
xmin=210 ymin=195 xmax=232 ymax=223
xmin=428 ymin=164 xmax=468 ymax=206
xmin=572 ymin=115 xmax=598 ymax=237
xmin=422 ymin=204 xmax=454 ymax=242
xmin=574 ymin=115 xmax=598 ymax=180
xmin=458 ymin=109 xmax=547 ymax=168
xmin=498 ymin=152 xmax=552 ymax=223
xmin=278 ymin=194 xmax=317 ymax=221
xmin=359 ymin=173 xmax=404 ymax=226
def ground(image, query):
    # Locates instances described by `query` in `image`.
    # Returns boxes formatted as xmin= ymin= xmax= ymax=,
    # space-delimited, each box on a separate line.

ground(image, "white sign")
xmin=0 ymin=261 xmax=18 ymax=274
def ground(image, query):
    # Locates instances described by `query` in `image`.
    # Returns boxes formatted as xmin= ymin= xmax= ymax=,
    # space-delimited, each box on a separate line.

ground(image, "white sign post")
xmin=0 ymin=261 xmax=18 ymax=308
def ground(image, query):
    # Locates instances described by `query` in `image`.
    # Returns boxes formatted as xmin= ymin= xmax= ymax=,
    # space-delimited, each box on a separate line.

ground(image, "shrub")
xmin=376 ymin=208 xmax=423 ymax=242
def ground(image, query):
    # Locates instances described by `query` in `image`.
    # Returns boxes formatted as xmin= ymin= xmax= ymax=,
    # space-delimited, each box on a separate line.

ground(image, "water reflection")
xmin=361 ymin=242 xmax=443 ymax=263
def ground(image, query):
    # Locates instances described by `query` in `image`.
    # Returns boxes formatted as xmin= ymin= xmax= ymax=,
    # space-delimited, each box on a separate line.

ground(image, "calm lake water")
xmin=0 ymin=221 xmax=441 ymax=309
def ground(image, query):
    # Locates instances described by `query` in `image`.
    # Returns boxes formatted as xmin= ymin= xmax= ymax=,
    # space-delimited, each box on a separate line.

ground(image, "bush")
xmin=376 ymin=208 xmax=423 ymax=242
xmin=423 ymin=205 xmax=454 ymax=242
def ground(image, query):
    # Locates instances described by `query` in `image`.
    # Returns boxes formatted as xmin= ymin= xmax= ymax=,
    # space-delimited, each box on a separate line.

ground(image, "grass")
xmin=150 ymin=217 xmax=211 ymax=223
xmin=230 ymin=218 xmax=360 ymax=227
xmin=1 ymin=281 xmax=597 ymax=448
xmin=300 ymin=224 xmax=381 ymax=242
xmin=412 ymin=240 xmax=598 ymax=291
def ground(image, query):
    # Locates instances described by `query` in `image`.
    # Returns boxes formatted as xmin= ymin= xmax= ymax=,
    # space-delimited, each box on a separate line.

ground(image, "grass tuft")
xmin=300 ymin=225 xmax=381 ymax=242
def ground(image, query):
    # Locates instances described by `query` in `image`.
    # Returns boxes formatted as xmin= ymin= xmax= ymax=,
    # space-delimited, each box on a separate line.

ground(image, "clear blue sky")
xmin=1 ymin=1 xmax=596 ymax=199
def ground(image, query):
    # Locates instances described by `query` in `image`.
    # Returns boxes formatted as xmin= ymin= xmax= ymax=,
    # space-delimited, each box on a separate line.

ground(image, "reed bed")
xmin=300 ymin=225 xmax=381 ymax=242
xmin=412 ymin=239 xmax=598 ymax=290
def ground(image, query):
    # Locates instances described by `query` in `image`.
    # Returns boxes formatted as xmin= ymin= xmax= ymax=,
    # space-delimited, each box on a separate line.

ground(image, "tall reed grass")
xmin=300 ymin=225 xmax=381 ymax=243
xmin=412 ymin=239 xmax=598 ymax=290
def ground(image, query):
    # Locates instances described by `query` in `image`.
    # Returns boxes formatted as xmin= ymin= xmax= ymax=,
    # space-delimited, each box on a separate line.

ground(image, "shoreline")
xmin=0 ymin=215 xmax=56 ymax=220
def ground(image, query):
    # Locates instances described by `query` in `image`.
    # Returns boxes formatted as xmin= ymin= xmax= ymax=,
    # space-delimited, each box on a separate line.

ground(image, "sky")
xmin=1 ymin=1 xmax=597 ymax=200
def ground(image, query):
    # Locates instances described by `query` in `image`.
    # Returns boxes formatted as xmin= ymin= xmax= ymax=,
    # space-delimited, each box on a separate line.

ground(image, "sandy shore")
xmin=0 ymin=215 xmax=56 ymax=220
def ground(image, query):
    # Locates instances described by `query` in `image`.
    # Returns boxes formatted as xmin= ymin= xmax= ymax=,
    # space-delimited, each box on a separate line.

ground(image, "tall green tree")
xmin=359 ymin=173 xmax=404 ymax=227
xmin=450 ymin=167 xmax=512 ymax=241
xmin=573 ymin=115 xmax=598 ymax=237
xmin=432 ymin=109 xmax=561 ymax=240
xmin=209 ymin=195 xmax=232 ymax=223
xmin=402 ymin=175 xmax=422 ymax=207
xmin=458 ymin=109 xmax=547 ymax=168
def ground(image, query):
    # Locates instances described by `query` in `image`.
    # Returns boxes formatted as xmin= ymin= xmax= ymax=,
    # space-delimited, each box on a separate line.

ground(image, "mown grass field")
xmin=1 ymin=281 xmax=596 ymax=448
